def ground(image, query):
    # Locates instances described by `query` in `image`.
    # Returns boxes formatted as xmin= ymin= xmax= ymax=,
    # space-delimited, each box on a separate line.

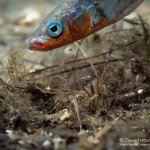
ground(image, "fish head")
xmin=27 ymin=14 xmax=73 ymax=51
xmin=27 ymin=1 xmax=89 ymax=51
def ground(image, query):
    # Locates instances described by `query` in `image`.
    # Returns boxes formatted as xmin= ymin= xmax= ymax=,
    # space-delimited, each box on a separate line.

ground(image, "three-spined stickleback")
xmin=28 ymin=0 xmax=143 ymax=51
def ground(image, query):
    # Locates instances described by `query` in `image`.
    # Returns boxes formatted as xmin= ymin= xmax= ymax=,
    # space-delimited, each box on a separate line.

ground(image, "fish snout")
xmin=27 ymin=36 xmax=47 ymax=51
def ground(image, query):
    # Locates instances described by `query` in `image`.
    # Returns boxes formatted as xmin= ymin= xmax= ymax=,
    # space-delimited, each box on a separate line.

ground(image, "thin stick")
xmin=74 ymin=42 xmax=98 ymax=77
xmin=34 ymin=59 xmax=125 ymax=81
xmin=72 ymin=98 xmax=82 ymax=131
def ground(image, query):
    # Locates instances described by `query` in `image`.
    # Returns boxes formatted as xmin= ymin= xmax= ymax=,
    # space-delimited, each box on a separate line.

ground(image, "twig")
xmin=35 ymin=59 xmax=125 ymax=81
xmin=71 ymin=97 xmax=82 ymax=131
xmin=74 ymin=42 xmax=98 ymax=77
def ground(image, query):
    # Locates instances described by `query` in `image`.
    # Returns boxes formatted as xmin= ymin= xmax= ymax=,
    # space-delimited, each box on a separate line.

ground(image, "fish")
xmin=27 ymin=0 xmax=143 ymax=51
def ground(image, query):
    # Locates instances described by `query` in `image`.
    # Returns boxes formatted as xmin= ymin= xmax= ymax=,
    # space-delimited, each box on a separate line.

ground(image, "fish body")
xmin=28 ymin=0 xmax=143 ymax=51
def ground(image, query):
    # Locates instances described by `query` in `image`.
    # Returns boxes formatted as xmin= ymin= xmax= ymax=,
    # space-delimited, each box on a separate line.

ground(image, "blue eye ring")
xmin=46 ymin=20 xmax=63 ymax=38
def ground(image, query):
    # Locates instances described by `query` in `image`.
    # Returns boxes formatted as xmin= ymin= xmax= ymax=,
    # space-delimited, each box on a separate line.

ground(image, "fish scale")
xmin=28 ymin=0 xmax=144 ymax=51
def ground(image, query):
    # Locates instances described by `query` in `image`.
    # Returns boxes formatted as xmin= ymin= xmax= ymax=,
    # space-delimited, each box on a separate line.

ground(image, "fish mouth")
xmin=27 ymin=37 xmax=49 ymax=51
xmin=28 ymin=38 xmax=43 ymax=51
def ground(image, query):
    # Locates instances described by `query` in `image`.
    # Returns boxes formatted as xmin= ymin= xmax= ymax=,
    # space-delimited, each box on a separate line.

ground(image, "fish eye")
xmin=46 ymin=20 xmax=63 ymax=38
